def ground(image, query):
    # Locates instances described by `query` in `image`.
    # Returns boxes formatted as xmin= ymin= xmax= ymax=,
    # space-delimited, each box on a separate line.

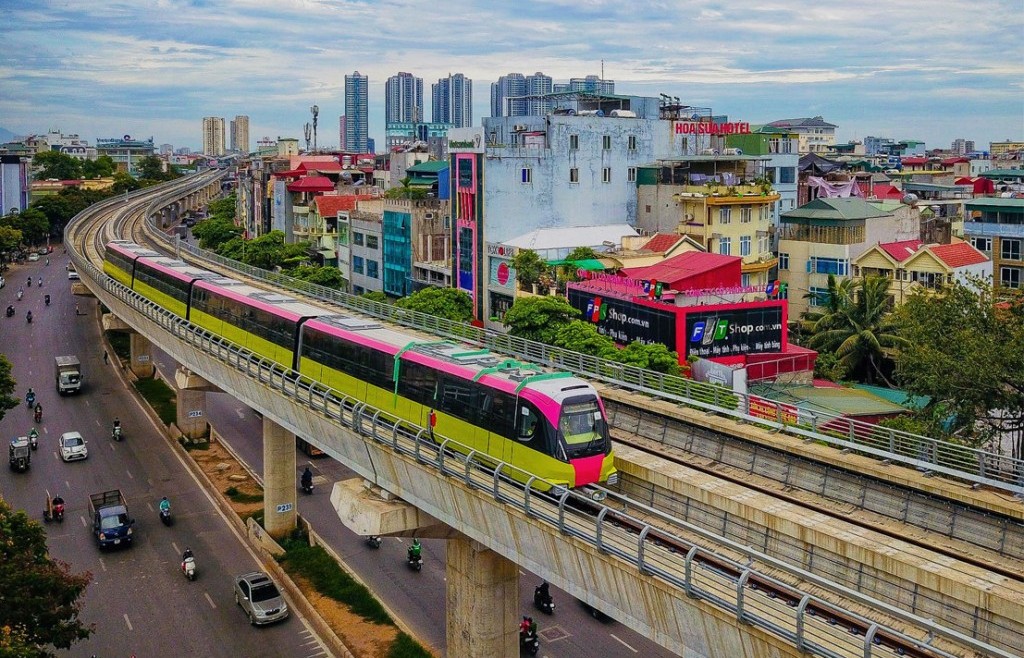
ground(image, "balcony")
xmin=673 ymin=184 xmax=780 ymax=204
xmin=963 ymin=222 xmax=1024 ymax=238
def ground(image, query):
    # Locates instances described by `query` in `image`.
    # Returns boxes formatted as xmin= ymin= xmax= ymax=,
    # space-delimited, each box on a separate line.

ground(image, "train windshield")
xmin=558 ymin=398 xmax=607 ymax=457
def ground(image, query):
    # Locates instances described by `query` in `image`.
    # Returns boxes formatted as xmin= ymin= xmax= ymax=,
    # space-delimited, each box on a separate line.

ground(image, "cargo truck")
xmin=55 ymin=356 xmax=82 ymax=394
xmin=88 ymin=489 xmax=134 ymax=549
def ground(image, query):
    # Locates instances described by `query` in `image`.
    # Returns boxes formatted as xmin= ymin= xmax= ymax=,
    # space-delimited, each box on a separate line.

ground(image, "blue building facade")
xmin=383 ymin=209 xmax=413 ymax=297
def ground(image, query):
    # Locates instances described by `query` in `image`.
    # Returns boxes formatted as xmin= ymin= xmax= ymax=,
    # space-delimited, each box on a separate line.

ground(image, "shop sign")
xmin=748 ymin=395 xmax=799 ymax=424
xmin=685 ymin=306 xmax=782 ymax=358
xmin=489 ymin=258 xmax=515 ymax=290
xmin=673 ymin=121 xmax=751 ymax=135
xmin=486 ymin=243 xmax=513 ymax=257
xmin=568 ymin=289 xmax=676 ymax=347
xmin=448 ymin=127 xmax=485 ymax=153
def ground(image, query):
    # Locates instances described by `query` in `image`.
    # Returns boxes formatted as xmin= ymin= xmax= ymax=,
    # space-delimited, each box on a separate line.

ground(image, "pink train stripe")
xmin=571 ymin=454 xmax=605 ymax=487
xmin=303 ymin=319 xmax=402 ymax=356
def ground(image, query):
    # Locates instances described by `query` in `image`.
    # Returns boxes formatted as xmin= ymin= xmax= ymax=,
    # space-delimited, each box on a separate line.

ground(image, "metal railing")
xmin=66 ymin=237 xmax=1010 ymax=658
xmin=143 ymin=221 xmax=1024 ymax=498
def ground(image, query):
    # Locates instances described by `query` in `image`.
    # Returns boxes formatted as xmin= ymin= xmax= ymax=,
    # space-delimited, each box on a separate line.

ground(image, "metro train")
xmin=105 ymin=241 xmax=618 ymax=491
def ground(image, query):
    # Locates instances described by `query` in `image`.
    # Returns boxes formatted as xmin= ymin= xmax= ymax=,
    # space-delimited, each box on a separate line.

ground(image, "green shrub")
xmin=387 ymin=632 xmax=432 ymax=658
xmin=225 ymin=487 xmax=263 ymax=504
xmin=107 ymin=331 xmax=131 ymax=362
xmin=133 ymin=377 xmax=176 ymax=425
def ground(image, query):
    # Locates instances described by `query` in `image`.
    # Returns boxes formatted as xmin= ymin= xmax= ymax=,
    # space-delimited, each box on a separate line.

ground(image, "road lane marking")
xmin=235 ymin=408 xmax=245 ymax=419
xmin=126 ymin=469 xmax=134 ymax=479
xmin=204 ymin=592 xmax=216 ymax=609
xmin=172 ymin=541 xmax=180 ymax=555
xmin=65 ymin=480 xmax=71 ymax=490
xmin=109 ymin=444 xmax=115 ymax=452
xmin=146 ymin=502 xmax=153 ymax=512
xmin=123 ymin=613 xmax=133 ymax=631
xmin=79 ymin=515 xmax=87 ymax=527
xmin=84 ymin=399 xmax=90 ymax=406
xmin=43 ymin=427 xmax=48 ymax=434
xmin=609 ymin=634 xmax=637 ymax=652
xmin=99 ymin=558 xmax=107 ymax=572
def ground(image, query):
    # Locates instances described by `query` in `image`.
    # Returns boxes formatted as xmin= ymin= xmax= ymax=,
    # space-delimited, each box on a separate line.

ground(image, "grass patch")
xmin=386 ymin=632 xmax=433 ymax=658
xmin=240 ymin=509 xmax=265 ymax=527
xmin=180 ymin=438 xmax=211 ymax=451
xmin=107 ymin=331 xmax=131 ymax=362
xmin=225 ymin=486 xmax=263 ymax=504
xmin=134 ymin=377 xmax=177 ymax=425
xmin=277 ymin=536 xmax=393 ymax=625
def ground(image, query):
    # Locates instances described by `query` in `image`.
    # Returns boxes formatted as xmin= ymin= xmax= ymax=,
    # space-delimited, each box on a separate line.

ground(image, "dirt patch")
xmin=189 ymin=441 xmax=263 ymax=518
xmin=293 ymin=574 xmax=399 ymax=658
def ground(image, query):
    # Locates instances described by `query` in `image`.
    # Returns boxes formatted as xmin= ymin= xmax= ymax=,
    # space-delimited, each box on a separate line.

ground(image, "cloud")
xmin=0 ymin=0 xmax=1020 ymax=148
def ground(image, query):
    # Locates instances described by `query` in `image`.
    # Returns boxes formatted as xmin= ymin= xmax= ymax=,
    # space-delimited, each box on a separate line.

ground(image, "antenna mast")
xmin=311 ymin=104 xmax=319 ymax=151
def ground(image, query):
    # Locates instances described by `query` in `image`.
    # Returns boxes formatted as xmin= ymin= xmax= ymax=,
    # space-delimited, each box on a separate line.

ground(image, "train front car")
xmin=103 ymin=241 xmax=161 ymax=288
xmin=520 ymin=379 xmax=617 ymax=494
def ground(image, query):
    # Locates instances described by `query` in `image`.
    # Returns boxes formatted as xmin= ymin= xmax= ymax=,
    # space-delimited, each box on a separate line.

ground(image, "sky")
xmin=1 ymin=0 xmax=1022 ymax=152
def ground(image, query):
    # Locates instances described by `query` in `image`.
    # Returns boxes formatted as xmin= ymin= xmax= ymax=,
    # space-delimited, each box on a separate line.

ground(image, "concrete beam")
xmin=174 ymin=367 xmax=221 ymax=392
xmin=446 ymin=537 xmax=518 ymax=657
xmin=263 ymin=417 xmax=297 ymax=538
xmin=330 ymin=478 xmax=459 ymax=539
xmin=129 ymin=332 xmax=154 ymax=378
xmin=102 ymin=313 xmax=133 ymax=332
xmin=71 ymin=282 xmax=95 ymax=297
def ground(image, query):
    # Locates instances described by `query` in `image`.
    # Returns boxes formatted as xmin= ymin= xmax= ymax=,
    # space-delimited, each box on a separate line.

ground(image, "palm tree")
xmin=800 ymin=274 xmax=856 ymax=335
xmin=804 ymin=275 xmax=908 ymax=384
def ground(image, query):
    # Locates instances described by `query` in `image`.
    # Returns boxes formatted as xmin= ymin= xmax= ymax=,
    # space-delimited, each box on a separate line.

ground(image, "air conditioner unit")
xmin=513 ymin=124 xmax=528 ymax=132
xmin=724 ymin=148 xmax=743 ymax=155
xmin=702 ymin=148 xmax=719 ymax=156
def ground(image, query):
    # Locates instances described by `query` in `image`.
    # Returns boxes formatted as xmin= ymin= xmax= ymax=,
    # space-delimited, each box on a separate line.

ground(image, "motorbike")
xmin=44 ymin=294 xmax=50 ymax=306
xmin=28 ymin=428 xmax=38 ymax=450
xmin=181 ymin=556 xmax=197 ymax=581
xmin=300 ymin=474 xmax=313 ymax=495
xmin=534 ymin=584 xmax=555 ymax=615
xmin=159 ymin=506 xmax=172 ymax=526
xmin=44 ymin=497 xmax=65 ymax=523
xmin=34 ymin=408 xmax=42 ymax=423
xmin=16 ymin=290 xmax=22 ymax=300
xmin=26 ymin=311 xmax=32 ymax=324
xmin=26 ymin=392 xmax=35 ymax=408
xmin=366 ymin=535 xmax=382 ymax=549
xmin=519 ymin=629 xmax=540 ymax=656
xmin=406 ymin=548 xmax=423 ymax=572
xmin=5 ymin=306 xmax=13 ymax=317
xmin=26 ymin=277 xmax=31 ymax=287
xmin=112 ymin=425 xmax=123 ymax=441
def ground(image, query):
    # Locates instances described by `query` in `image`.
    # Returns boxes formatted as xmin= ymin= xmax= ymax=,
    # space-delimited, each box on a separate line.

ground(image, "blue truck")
xmin=89 ymin=489 xmax=135 ymax=549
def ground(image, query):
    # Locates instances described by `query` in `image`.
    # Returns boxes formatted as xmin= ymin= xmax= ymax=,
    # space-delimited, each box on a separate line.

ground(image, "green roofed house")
xmin=778 ymin=197 xmax=919 ymax=318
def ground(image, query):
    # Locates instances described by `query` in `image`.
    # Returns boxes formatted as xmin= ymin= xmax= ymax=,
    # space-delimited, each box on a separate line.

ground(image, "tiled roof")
xmin=878 ymin=240 xmax=923 ymax=262
xmin=620 ymin=251 xmax=740 ymax=283
xmin=782 ymin=197 xmax=891 ymax=222
xmin=858 ymin=183 xmax=903 ymax=199
xmin=767 ymin=116 xmax=837 ymax=129
xmin=641 ymin=233 xmax=681 ymax=253
xmin=299 ymin=160 xmax=342 ymax=172
xmin=314 ymin=195 xmax=358 ymax=216
xmin=900 ymin=157 xmax=928 ymax=165
xmin=929 ymin=242 xmax=988 ymax=268
xmin=287 ymin=176 xmax=335 ymax=192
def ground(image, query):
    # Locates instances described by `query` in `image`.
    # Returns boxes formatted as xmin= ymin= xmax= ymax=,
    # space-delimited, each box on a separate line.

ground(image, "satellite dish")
xmin=901 ymin=193 xmax=919 ymax=206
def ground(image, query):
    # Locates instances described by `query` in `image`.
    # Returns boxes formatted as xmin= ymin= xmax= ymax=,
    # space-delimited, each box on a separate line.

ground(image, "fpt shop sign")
xmin=685 ymin=307 xmax=783 ymax=358
xmin=567 ymin=289 xmax=676 ymax=347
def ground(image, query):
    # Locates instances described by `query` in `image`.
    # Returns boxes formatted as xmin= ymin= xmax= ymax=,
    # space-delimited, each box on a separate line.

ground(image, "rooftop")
xmin=620 ymin=251 xmax=741 ymax=284
xmin=406 ymin=160 xmax=449 ymax=174
xmin=504 ymin=224 xmax=638 ymax=251
xmin=782 ymin=197 xmax=891 ymax=223
xmin=928 ymin=242 xmax=989 ymax=268
xmin=641 ymin=233 xmax=684 ymax=254
xmin=767 ymin=116 xmax=837 ymax=129
xmin=878 ymin=240 xmax=923 ymax=262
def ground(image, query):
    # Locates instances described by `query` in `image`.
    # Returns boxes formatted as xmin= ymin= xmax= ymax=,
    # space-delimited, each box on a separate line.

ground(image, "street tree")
xmin=207 ymin=195 xmax=236 ymax=220
xmin=608 ymin=341 xmax=681 ymax=375
xmin=32 ymin=151 xmax=82 ymax=181
xmin=288 ymin=265 xmax=346 ymax=290
xmin=80 ymin=155 xmax=116 ymax=179
xmin=361 ymin=291 xmax=390 ymax=304
xmin=0 ymin=226 xmax=22 ymax=255
xmin=553 ymin=320 xmax=616 ymax=358
xmin=0 ymin=496 xmax=93 ymax=657
xmin=502 ymin=296 xmax=579 ymax=344
xmin=192 ymin=216 xmax=242 ymax=251
xmin=110 ymin=172 xmax=140 ymax=194
xmin=0 ymin=354 xmax=19 ymax=422
xmin=0 ymin=208 xmax=50 ymax=244
xmin=395 ymin=287 xmax=473 ymax=322
xmin=894 ymin=280 xmax=1024 ymax=452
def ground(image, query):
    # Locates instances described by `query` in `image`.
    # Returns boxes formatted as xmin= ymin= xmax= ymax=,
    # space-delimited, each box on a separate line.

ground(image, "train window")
xmin=481 ymin=391 xmax=514 ymax=438
xmin=517 ymin=404 xmax=540 ymax=442
xmin=439 ymin=376 xmax=479 ymax=422
xmin=106 ymin=251 xmax=135 ymax=277
xmin=398 ymin=361 xmax=437 ymax=405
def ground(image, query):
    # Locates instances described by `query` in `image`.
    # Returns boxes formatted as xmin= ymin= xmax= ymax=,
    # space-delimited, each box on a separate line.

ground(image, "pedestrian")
xmin=75 ymin=303 xmax=81 ymax=316
xmin=103 ymin=350 xmax=109 ymax=364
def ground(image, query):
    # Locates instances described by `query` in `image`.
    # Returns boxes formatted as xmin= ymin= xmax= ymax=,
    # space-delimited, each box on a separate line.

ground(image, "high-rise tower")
xmin=385 ymin=72 xmax=424 ymax=124
xmin=229 ymin=115 xmax=249 ymax=154
xmin=490 ymin=73 xmax=526 ymax=117
xmin=344 ymin=71 xmax=369 ymax=152
xmin=431 ymin=73 xmax=473 ymax=128
xmin=202 ymin=116 xmax=225 ymax=156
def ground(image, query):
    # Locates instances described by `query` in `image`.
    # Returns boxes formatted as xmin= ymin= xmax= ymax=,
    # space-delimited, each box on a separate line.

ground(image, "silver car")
xmin=59 ymin=431 xmax=88 ymax=462
xmin=233 ymin=571 xmax=289 ymax=625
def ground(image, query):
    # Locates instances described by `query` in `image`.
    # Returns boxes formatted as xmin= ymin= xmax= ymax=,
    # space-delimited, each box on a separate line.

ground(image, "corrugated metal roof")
xmin=407 ymin=160 xmax=449 ymax=173
xmin=749 ymin=383 xmax=907 ymax=416
xmin=781 ymin=197 xmax=891 ymax=222
xmin=620 ymin=251 xmax=740 ymax=283
xmin=505 ymin=224 xmax=638 ymax=250
xmin=928 ymin=242 xmax=989 ymax=268
xmin=878 ymin=240 xmax=923 ymax=262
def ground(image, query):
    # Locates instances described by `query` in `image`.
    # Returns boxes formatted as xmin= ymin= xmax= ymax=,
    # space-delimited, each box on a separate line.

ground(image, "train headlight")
xmin=606 ymin=472 xmax=619 ymax=486
xmin=591 ymin=490 xmax=608 ymax=502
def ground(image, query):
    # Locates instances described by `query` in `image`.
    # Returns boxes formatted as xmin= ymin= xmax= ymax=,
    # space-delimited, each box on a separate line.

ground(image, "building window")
xmin=779 ymin=252 xmax=790 ymax=270
xmin=971 ymin=237 xmax=992 ymax=253
xmin=1001 ymin=266 xmax=1022 ymax=288
xmin=602 ymin=167 xmax=611 ymax=183
xmin=353 ymin=232 xmax=364 ymax=246
xmin=628 ymin=135 xmax=637 ymax=150
xmin=645 ymin=205 xmax=651 ymax=213
xmin=808 ymin=257 xmax=849 ymax=275
xmin=741 ymin=273 xmax=751 ymax=287
xmin=367 ymin=260 xmax=379 ymax=279
xmin=627 ymin=167 xmax=637 ymax=182
xmin=719 ymin=208 xmax=731 ymax=224
xmin=569 ymin=134 xmax=579 ymax=150
xmin=779 ymin=167 xmax=796 ymax=184
xmin=521 ymin=167 xmax=532 ymax=184
xmin=760 ymin=205 xmax=770 ymax=222
xmin=366 ymin=235 xmax=379 ymax=250
xmin=569 ymin=167 xmax=579 ymax=183
xmin=740 ymin=235 xmax=751 ymax=256
xmin=602 ymin=135 xmax=611 ymax=150
xmin=758 ymin=235 xmax=770 ymax=255
xmin=1001 ymin=238 xmax=1022 ymax=261
xmin=443 ymin=216 xmax=451 ymax=230
xmin=352 ymin=255 xmax=365 ymax=275
xmin=741 ymin=207 xmax=752 ymax=223
xmin=353 ymin=285 xmax=365 ymax=295
xmin=719 ymin=237 xmax=731 ymax=255
xmin=809 ymin=286 xmax=829 ymax=307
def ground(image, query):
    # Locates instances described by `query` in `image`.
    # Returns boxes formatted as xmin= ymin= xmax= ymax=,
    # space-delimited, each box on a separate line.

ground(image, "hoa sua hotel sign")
xmin=673 ymin=121 xmax=751 ymax=135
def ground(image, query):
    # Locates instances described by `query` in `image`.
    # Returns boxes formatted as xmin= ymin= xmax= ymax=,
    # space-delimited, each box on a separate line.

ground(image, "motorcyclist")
xmin=537 ymin=581 xmax=551 ymax=604
xmin=34 ymin=402 xmax=42 ymax=416
xmin=301 ymin=466 xmax=313 ymax=490
xmin=16 ymin=288 xmax=23 ymax=300
xmin=26 ymin=310 xmax=32 ymax=323
xmin=529 ymin=617 xmax=538 ymax=635
xmin=182 ymin=547 xmax=194 ymax=561
xmin=26 ymin=276 xmax=31 ymax=287
xmin=28 ymin=427 xmax=38 ymax=448
xmin=159 ymin=496 xmax=171 ymax=513
xmin=408 ymin=538 xmax=422 ymax=561
xmin=519 ymin=616 xmax=532 ymax=634
xmin=44 ymin=294 xmax=50 ymax=306
xmin=37 ymin=277 xmax=42 ymax=287
xmin=113 ymin=417 xmax=121 ymax=432
xmin=6 ymin=305 xmax=13 ymax=316
xmin=26 ymin=387 xmax=34 ymax=404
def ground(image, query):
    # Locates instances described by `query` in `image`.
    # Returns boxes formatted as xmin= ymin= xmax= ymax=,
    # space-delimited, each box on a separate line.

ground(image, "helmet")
xmin=412 ymin=538 xmax=420 ymax=546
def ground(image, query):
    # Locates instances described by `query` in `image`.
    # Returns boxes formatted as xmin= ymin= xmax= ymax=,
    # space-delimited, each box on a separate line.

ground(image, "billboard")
xmin=684 ymin=305 xmax=783 ymax=358
xmin=568 ymin=289 xmax=676 ymax=347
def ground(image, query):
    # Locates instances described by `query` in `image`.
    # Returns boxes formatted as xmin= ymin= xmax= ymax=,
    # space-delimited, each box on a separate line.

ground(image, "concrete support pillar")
xmin=263 ymin=417 xmax=297 ymax=538
xmin=173 ymin=368 xmax=219 ymax=439
xmin=446 ymin=537 xmax=518 ymax=657
xmin=129 ymin=333 xmax=154 ymax=378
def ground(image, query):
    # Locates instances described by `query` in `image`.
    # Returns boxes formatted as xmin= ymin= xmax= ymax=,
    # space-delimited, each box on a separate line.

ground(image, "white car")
xmin=68 ymin=268 xmax=79 ymax=280
xmin=0 ymin=275 xmax=5 ymax=288
xmin=27 ymin=253 xmax=40 ymax=262
xmin=59 ymin=431 xmax=88 ymax=462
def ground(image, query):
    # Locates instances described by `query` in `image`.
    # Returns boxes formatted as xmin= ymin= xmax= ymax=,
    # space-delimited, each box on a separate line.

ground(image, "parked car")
xmin=59 ymin=431 xmax=88 ymax=462
xmin=67 ymin=267 xmax=79 ymax=280
xmin=27 ymin=253 xmax=40 ymax=262
xmin=234 ymin=572 xmax=289 ymax=626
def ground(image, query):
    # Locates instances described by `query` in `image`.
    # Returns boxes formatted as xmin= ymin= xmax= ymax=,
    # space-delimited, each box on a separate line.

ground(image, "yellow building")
xmin=989 ymin=141 xmax=1024 ymax=158
xmin=853 ymin=239 xmax=991 ymax=304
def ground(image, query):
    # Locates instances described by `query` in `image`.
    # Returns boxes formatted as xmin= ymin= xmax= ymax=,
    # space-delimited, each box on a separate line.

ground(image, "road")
xmin=0 ymin=253 xmax=327 ymax=658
